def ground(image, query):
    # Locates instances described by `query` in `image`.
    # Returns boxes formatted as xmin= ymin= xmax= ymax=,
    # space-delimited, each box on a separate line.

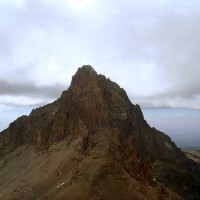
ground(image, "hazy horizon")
xmin=143 ymin=108 xmax=200 ymax=148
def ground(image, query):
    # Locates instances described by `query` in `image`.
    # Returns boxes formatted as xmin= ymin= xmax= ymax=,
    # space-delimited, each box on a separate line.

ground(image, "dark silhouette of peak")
xmin=78 ymin=64 xmax=96 ymax=72
xmin=0 ymin=66 xmax=199 ymax=200
xmin=70 ymin=65 xmax=98 ymax=90
xmin=71 ymin=65 xmax=97 ymax=80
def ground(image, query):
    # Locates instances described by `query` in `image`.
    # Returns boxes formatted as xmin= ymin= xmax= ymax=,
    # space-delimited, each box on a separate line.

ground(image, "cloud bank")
xmin=0 ymin=0 xmax=200 ymax=109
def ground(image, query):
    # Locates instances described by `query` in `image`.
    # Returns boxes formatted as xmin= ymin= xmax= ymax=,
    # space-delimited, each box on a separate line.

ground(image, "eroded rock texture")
xmin=0 ymin=65 xmax=199 ymax=199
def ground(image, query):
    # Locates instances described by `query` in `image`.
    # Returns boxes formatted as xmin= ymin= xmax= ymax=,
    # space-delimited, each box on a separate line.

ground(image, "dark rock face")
xmin=153 ymin=161 xmax=200 ymax=200
xmin=0 ymin=65 xmax=199 ymax=199
xmin=0 ymin=66 xmax=186 ymax=162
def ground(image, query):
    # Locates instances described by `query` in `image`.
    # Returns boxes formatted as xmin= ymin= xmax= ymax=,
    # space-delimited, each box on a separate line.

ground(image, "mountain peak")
xmin=79 ymin=65 xmax=95 ymax=72
xmin=0 ymin=66 xmax=199 ymax=200
xmin=75 ymin=65 xmax=97 ymax=77
xmin=70 ymin=65 xmax=98 ymax=90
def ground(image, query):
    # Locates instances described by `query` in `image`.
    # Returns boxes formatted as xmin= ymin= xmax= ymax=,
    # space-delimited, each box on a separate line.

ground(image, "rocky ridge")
xmin=0 ymin=66 xmax=185 ymax=163
xmin=182 ymin=148 xmax=200 ymax=164
xmin=0 ymin=65 xmax=200 ymax=199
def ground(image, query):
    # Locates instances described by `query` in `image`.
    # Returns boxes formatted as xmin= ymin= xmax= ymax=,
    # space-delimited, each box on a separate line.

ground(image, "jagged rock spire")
xmin=0 ymin=66 xmax=186 ymax=164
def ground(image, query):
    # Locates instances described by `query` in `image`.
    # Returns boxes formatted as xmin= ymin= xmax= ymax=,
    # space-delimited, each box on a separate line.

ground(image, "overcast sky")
xmin=1 ymin=0 xmax=200 ymax=138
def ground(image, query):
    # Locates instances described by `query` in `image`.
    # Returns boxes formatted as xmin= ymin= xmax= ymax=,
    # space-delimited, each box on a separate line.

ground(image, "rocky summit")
xmin=0 ymin=65 xmax=200 ymax=200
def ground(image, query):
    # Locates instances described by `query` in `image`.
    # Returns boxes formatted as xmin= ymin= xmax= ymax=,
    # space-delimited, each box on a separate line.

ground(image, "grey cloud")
xmin=113 ymin=0 xmax=200 ymax=106
xmin=0 ymin=0 xmax=78 ymax=66
xmin=133 ymin=94 xmax=200 ymax=110
xmin=1 ymin=0 xmax=200 ymax=109
xmin=136 ymin=101 xmax=172 ymax=109
xmin=0 ymin=79 xmax=66 ymax=99
xmin=0 ymin=101 xmax=48 ymax=108
xmin=155 ymin=84 xmax=200 ymax=99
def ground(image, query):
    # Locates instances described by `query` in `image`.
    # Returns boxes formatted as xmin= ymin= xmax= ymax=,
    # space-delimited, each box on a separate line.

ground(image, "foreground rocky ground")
xmin=0 ymin=129 xmax=183 ymax=200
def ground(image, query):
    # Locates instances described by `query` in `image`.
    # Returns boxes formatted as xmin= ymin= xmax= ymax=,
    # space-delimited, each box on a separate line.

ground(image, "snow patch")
xmin=56 ymin=180 xmax=69 ymax=189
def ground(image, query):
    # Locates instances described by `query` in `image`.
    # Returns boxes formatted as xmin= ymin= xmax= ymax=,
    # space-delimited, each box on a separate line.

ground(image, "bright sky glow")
xmin=65 ymin=0 xmax=96 ymax=11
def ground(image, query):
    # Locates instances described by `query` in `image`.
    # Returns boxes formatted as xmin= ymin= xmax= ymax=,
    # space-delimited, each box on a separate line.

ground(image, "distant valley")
xmin=143 ymin=108 xmax=200 ymax=148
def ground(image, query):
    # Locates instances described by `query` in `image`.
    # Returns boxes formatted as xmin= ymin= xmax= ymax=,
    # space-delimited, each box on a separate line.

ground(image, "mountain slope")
xmin=0 ymin=66 xmax=185 ymax=163
xmin=0 ymin=128 xmax=182 ymax=200
xmin=0 ymin=65 xmax=199 ymax=199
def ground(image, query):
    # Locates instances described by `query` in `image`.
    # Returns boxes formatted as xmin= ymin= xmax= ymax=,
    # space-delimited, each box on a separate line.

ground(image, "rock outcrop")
xmin=0 ymin=65 xmax=200 ymax=199
xmin=0 ymin=66 xmax=186 ymax=162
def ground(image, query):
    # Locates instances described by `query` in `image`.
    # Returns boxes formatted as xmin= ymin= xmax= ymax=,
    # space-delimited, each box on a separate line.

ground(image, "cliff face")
xmin=0 ymin=65 xmax=199 ymax=199
xmin=0 ymin=65 xmax=185 ymax=163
